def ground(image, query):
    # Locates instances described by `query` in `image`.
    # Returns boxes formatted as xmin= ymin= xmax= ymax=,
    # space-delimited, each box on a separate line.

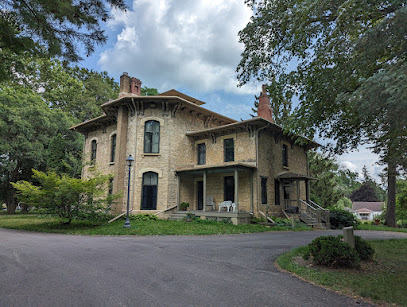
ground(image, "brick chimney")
xmin=257 ymin=85 xmax=274 ymax=123
xmin=119 ymin=72 xmax=142 ymax=97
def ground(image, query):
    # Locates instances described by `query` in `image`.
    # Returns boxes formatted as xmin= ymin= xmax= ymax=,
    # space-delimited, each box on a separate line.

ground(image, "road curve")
xmin=1 ymin=229 xmax=406 ymax=306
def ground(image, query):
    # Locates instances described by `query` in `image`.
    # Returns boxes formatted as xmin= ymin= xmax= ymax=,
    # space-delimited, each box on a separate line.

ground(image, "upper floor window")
xmin=224 ymin=138 xmax=234 ymax=162
xmin=282 ymin=144 xmax=288 ymax=167
xmin=144 ymin=120 xmax=160 ymax=153
xmin=197 ymin=143 xmax=206 ymax=165
xmin=110 ymin=134 xmax=116 ymax=163
xmin=91 ymin=140 xmax=97 ymax=164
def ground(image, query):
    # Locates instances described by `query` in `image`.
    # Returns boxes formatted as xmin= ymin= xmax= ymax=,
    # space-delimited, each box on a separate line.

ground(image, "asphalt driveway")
xmin=1 ymin=229 xmax=406 ymax=306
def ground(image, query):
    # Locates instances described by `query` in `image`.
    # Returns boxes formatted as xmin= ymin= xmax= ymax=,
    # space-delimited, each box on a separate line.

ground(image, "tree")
xmin=0 ymin=0 xmax=127 ymax=81
xmin=12 ymin=169 xmax=116 ymax=224
xmin=141 ymin=87 xmax=159 ymax=96
xmin=0 ymin=84 xmax=82 ymax=213
xmin=237 ymin=0 xmax=407 ymax=227
xmin=350 ymin=184 xmax=380 ymax=202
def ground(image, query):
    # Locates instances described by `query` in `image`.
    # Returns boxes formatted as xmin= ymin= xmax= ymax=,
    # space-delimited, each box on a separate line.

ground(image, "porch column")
xmin=176 ymin=174 xmax=180 ymax=210
xmin=296 ymin=180 xmax=301 ymax=208
xmin=250 ymin=170 xmax=254 ymax=213
xmin=203 ymin=171 xmax=207 ymax=212
xmin=305 ymin=179 xmax=310 ymax=202
xmin=234 ymin=169 xmax=239 ymax=212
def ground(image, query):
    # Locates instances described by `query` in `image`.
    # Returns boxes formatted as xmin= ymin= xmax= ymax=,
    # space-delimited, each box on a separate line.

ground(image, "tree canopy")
xmin=237 ymin=0 xmax=407 ymax=226
xmin=0 ymin=0 xmax=127 ymax=81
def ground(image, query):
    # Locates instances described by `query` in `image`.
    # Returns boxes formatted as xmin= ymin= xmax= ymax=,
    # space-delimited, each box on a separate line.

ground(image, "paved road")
xmin=1 ymin=229 xmax=406 ymax=306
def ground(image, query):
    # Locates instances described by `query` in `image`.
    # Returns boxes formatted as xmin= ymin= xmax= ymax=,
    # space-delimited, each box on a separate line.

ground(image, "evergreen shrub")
xmin=329 ymin=208 xmax=358 ymax=229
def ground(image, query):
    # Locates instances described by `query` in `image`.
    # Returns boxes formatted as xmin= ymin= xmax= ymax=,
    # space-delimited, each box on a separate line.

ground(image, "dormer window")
xmin=224 ymin=138 xmax=234 ymax=162
xmin=282 ymin=144 xmax=288 ymax=167
xmin=197 ymin=143 xmax=206 ymax=165
xmin=144 ymin=120 xmax=160 ymax=153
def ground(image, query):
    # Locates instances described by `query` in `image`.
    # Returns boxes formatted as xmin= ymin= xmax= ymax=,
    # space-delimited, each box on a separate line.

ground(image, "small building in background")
xmin=352 ymin=201 xmax=384 ymax=220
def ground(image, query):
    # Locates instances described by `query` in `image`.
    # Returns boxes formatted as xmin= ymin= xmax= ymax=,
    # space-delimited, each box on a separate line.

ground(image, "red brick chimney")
xmin=119 ymin=72 xmax=142 ymax=97
xmin=257 ymin=85 xmax=274 ymax=123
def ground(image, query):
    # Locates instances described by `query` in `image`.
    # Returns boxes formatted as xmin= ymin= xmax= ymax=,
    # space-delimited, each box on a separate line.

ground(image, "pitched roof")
xmin=352 ymin=202 xmax=384 ymax=212
xmin=159 ymin=89 xmax=205 ymax=105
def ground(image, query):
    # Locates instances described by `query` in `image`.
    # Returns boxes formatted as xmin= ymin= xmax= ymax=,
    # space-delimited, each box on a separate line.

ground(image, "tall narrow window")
xmin=107 ymin=178 xmax=114 ymax=208
xmin=141 ymin=172 xmax=158 ymax=210
xmin=197 ymin=143 xmax=206 ymax=165
xmin=261 ymin=177 xmax=268 ymax=204
xmin=224 ymin=138 xmax=234 ymax=162
xmin=110 ymin=134 xmax=116 ymax=163
xmin=91 ymin=140 xmax=97 ymax=164
xmin=144 ymin=120 xmax=160 ymax=153
xmin=274 ymin=180 xmax=280 ymax=206
xmin=282 ymin=144 xmax=288 ymax=167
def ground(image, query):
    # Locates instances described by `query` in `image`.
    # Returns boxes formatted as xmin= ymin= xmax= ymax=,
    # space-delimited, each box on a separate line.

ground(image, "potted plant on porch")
xmin=180 ymin=202 xmax=190 ymax=211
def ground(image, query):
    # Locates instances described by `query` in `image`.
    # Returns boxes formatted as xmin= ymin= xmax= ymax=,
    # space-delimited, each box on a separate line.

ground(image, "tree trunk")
xmin=21 ymin=204 xmax=29 ymax=213
xmin=6 ymin=185 xmax=17 ymax=214
xmin=386 ymin=162 xmax=397 ymax=227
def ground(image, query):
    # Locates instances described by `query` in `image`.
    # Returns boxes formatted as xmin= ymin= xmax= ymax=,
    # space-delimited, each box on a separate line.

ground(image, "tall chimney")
xmin=119 ymin=73 xmax=142 ymax=97
xmin=257 ymin=85 xmax=274 ymax=123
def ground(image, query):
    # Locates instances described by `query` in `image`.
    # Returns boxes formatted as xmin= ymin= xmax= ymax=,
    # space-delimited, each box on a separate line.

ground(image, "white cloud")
xmin=99 ymin=0 xmax=253 ymax=94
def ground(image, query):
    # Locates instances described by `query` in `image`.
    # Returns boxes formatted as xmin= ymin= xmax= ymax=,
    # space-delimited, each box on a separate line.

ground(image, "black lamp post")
xmin=124 ymin=154 xmax=134 ymax=228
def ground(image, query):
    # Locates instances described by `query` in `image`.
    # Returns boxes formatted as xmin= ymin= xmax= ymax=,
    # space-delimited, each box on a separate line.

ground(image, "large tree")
xmin=0 ymin=0 xmax=127 ymax=81
xmin=237 ymin=0 xmax=407 ymax=226
xmin=0 ymin=85 xmax=81 ymax=213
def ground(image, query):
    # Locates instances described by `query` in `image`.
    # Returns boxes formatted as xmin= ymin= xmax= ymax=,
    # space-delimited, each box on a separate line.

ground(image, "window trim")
xmin=110 ymin=134 xmax=117 ymax=163
xmin=282 ymin=144 xmax=288 ymax=167
xmin=141 ymin=171 xmax=158 ymax=210
xmin=90 ymin=139 xmax=97 ymax=164
xmin=144 ymin=120 xmax=160 ymax=154
xmin=261 ymin=176 xmax=268 ymax=205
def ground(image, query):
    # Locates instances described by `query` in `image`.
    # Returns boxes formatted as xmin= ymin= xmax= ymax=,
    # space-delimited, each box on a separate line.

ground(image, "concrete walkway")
xmin=1 ymin=229 xmax=406 ymax=306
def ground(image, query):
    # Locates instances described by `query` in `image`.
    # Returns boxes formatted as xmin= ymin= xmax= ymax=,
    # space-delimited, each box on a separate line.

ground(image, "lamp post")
xmin=124 ymin=154 xmax=134 ymax=228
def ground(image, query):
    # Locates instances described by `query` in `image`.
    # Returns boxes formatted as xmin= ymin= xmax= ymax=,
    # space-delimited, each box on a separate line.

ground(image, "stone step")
xmin=168 ymin=212 xmax=188 ymax=221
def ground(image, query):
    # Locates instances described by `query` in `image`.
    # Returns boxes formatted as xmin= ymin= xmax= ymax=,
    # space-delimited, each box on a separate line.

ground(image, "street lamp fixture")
xmin=124 ymin=154 xmax=134 ymax=228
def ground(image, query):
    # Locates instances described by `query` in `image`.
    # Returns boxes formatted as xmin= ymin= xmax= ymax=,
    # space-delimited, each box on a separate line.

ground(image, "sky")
xmin=82 ymin=0 xmax=383 ymax=182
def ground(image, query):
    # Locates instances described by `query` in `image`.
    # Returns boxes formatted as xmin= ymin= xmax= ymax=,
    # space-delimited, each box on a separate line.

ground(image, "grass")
xmin=0 ymin=213 xmax=311 ymax=235
xmin=356 ymin=223 xmax=407 ymax=233
xmin=277 ymin=239 xmax=407 ymax=306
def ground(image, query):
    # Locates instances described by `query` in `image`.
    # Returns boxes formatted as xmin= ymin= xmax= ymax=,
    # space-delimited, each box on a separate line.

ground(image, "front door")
xmin=224 ymin=176 xmax=235 ymax=202
xmin=197 ymin=181 xmax=203 ymax=210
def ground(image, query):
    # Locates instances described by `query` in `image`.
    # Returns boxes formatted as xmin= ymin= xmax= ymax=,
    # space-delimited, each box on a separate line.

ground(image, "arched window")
xmin=91 ymin=140 xmax=97 ymax=164
xmin=144 ymin=120 xmax=160 ymax=153
xmin=110 ymin=134 xmax=117 ymax=163
xmin=141 ymin=172 xmax=158 ymax=210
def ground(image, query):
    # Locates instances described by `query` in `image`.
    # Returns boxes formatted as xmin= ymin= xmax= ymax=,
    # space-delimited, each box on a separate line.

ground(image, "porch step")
xmin=168 ymin=212 xmax=188 ymax=221
xmin=299 ymin=213 xmax=330 ymax=229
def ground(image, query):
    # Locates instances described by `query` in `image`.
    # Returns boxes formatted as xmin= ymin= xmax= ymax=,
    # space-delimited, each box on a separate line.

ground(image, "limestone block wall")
xmin=257 ymin=130 xmax=308 ymax=216
xmin=82 ymin=124 xmax=117 ymax=179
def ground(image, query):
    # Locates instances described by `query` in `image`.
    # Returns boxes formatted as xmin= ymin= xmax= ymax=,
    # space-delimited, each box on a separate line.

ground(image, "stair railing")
xmin=299 ymin=199 xmax=317 ymax=221
xmin=300 ymin=199 xmax=330 ymax=224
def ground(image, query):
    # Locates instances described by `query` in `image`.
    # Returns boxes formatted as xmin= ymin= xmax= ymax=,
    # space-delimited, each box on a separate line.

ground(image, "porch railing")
xmin=299 ymin=199 xmax=330 ymax=224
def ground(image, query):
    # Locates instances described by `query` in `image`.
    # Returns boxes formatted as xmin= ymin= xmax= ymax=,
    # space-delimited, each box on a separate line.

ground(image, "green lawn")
xmin=356 ymin=223 xmax=407 ymax=233
xmin=0 ymin=213 xmax=311 ymax=235
xmin=277 ymin=239 xmax=407 ymax=306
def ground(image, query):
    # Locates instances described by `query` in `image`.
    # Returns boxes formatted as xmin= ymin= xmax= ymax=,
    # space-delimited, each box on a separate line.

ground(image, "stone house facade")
xmin=71 ymin=73 xmax=325 ymax=225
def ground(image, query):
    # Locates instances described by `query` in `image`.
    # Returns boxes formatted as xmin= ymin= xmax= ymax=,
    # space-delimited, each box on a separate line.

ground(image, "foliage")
xmin=354 ymin=236 xmax=375 ymax=261
xmin=396 ymin=179 xmax=407 ymax=224
xmin=141 ymin=87 xmax=159 ymax=96
xmin=329 ymin=208 xmax=358 ymax=229
xmin=0 ymin=0 xmax=127 ymax=81
xmin=308 ymin=151 xmax=360 ymax=207
xmin=303 ymin=236 xmax=360 ymax=269
xmin=350 ymin=183 xmax=381 ymax=202
xmin=12 ymin=169 xmax=116 ymax=224
xmin=272 ymin=217 xmax=292 ymax=227
xmin=0 ymin=85 xmax=82 ymax=212
xmin=179 ymin=202 xmax=190 ymax=209
xmin=128 ymin=214 xmax=158 ymax=221
xmin=237 ymin=0 xmax=407 ymax=227
xmin=334 ymin=197 xmax=352 ymax=210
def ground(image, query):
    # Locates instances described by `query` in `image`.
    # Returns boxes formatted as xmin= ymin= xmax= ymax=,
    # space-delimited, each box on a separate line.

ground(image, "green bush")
xmin=129 ymin=214 xmax=158 ymax=221
xmin=329 ymin=208 xmax=358 ymax=229
xmin=303 ymin=236 xmax=361 ymax=268
xmin=354 ymin=236 xmax=375 ymax=261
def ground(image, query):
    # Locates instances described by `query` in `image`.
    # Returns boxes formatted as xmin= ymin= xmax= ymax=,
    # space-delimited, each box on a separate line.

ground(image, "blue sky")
xmin=80 ymin=0 xmax=383 ymax=182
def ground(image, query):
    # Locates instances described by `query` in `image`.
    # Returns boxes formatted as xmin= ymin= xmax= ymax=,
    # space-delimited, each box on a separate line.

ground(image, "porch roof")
xmin=175 ymin=162 xmax=256 ymax=175
xmin=277 ymin=171 xmax=316 ymax=181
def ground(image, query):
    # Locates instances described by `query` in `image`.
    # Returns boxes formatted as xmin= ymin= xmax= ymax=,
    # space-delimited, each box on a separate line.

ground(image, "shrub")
xmin=354 ymin=236 xmax=375 ymax=261
xmin=303 ymin=236 xmax=361 ymax=268
xmin=129 ymin=214 xmax=158 ymax=221
xmin=329 ymin=208 xmax=358 ymax=229
xmin=179 ymin=202 xmax=190 ymax=210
